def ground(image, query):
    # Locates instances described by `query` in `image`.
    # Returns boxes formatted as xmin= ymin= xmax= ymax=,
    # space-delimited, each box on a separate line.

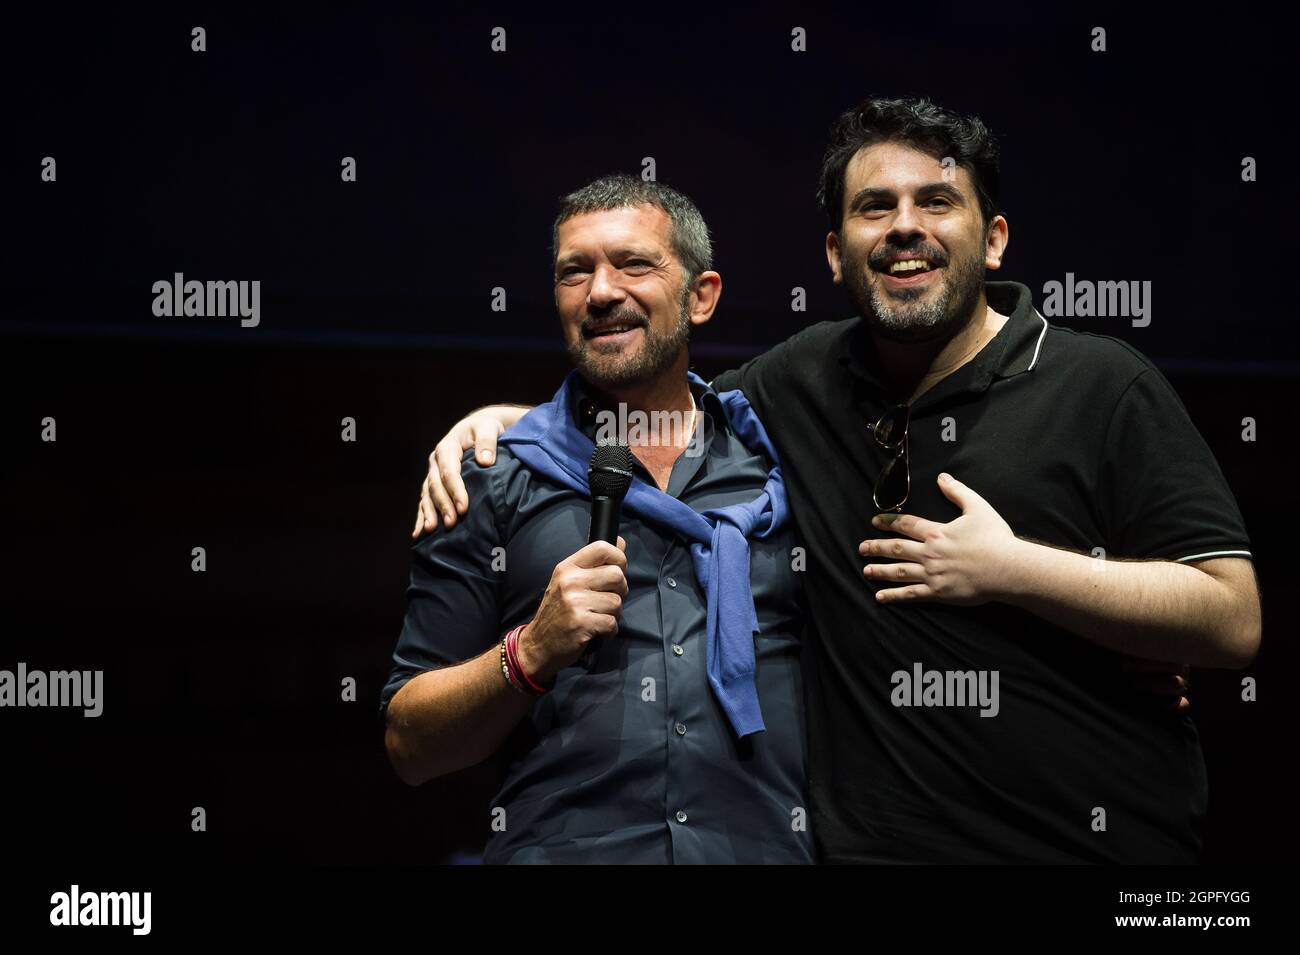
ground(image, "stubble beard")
xmin=567 ymin=288 xmax=693 ymax=390
xmin=841 ymin=239 xmax=986 ymax=344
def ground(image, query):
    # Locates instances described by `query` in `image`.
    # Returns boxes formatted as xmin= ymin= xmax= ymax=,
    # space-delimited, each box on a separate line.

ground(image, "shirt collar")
xmin=570 ymin=371 xmax=726 ymax=452
xmin=838 ymin=280 xmax=1050 ymax=402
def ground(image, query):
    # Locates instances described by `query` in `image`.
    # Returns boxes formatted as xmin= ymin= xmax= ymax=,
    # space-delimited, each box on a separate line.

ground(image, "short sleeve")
xmin=378 ymin=452 xmax=505 ymax=721
xmin=1098 ymin=366 xmax=1251 ymax=563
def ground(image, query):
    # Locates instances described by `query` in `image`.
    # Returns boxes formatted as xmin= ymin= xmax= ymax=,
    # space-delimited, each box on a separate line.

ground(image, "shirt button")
xmin=672 ymin=644 xmax=684 ymax=656
xmin=666 ymin=577 xmax=677 ymax=588
xmin=675 ymin=722 xmax=687 ymax=736
xmin=675 ymin=810 xmax=688 ymax=824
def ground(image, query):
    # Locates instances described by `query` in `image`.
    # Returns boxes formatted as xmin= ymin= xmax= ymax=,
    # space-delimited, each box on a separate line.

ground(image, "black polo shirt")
xmin=380 ymin=375 xmax=813 ymax=864
xmin=711 ymin=280 xmax=1252 ymax=863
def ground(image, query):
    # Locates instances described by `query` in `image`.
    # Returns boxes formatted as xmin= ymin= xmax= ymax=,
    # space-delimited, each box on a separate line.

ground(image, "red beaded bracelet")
xmin=504 ymin=623 xmax=548 ymax=696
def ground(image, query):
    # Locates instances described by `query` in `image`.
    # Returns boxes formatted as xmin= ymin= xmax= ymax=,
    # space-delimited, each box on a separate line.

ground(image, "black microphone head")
xmin=588 ymin=443 xmax=634 ymax=499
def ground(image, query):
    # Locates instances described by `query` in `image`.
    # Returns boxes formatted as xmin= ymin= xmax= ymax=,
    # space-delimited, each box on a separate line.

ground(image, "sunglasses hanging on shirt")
xmin=871 ymin=402 xmax=911 ymax=513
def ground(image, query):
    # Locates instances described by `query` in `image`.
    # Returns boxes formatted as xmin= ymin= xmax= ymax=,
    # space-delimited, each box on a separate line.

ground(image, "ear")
xmin=825 ymin=231 xmax=844 ymax=285
xmin=985 ymin=215 xmax=1009 ymax=271
xmin=687 ymin=271 xmax=722 ymax=327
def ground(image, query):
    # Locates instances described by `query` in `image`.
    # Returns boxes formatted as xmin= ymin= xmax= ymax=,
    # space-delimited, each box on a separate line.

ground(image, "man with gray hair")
xmin=415 ymin=97 xmax=1258 ymax=864
xmin=381 ymin=174 xmax=814 ymax=864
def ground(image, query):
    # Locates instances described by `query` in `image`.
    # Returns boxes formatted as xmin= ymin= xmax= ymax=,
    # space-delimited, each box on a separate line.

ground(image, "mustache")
xmin=580 ymin=306 xmax=649 ymax=333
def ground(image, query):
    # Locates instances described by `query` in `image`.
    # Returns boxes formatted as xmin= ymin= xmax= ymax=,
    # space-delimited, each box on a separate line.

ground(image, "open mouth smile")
xmin=878 ymin=256 xmax=943 ymax=287
xmin=583 ymin=322 xmax=645 ymax=343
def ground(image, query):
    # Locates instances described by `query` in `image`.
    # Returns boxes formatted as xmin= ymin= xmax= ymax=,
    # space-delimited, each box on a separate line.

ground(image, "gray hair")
xmin=551 ymin=174 xmax=713 ymax=285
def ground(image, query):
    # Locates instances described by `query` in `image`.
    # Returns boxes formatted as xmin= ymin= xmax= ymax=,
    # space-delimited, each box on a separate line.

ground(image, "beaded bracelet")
xmin=499 ymin=635 xmax=528 ymax=695
xmin=501 ymin=623 xmax=547 ymax=696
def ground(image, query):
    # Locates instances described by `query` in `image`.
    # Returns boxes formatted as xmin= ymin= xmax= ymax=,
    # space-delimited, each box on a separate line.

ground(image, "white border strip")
xmin=1176 ymin=550 xmax=1253 ymax=562
xmin=1027 ymin=309 xmax=1050 ymax=371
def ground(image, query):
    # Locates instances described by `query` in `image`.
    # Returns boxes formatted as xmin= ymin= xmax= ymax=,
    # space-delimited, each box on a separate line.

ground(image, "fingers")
xmin=421 ymin=485 xmax=437 ymax=532
xmin=1126 ymin=675 xmax=1191 ymax=714
xmin=871 ymin=512 xmax=939 ymax=541
xmin=859 ymin=536 xmax=926 ymax=561
xmin=935 ymin=472 xmax=981 ymax=511
xmin=1152 ymin=676 xmax=1187 ymax=697
xmin=470 ymin=421 xmax=500 ymax=466
xmin=585 ymin=591 xmax=624 ymax=618
xmin=587 ymin=611 xmax=621 ymax=637
xmin=422 ymin=470 xmax=441 ymax=526
xmin=616 ymin=535 xmax=627 ymax=552
xmin=585 ymin=564 xmax=629 ymax=597
xmin=432 ymin=433 xmax=480 ymax=524
xmin=863 ymin=562 xmax=926 ymax=583
xmin=422 ymin=414 xmax=503 ymax=533
xmin=571 ymin=539 xmax=629 ymax=572
xmin=873 ymin=584 xmax=935 ymax=603
xmin=436 ymin=442 xmax=468 ymax=510
xmin=411 ymin=470 xmax=442 ymax=536
xmin=1130 ymin=674 xmax=1188 ymax=697
xmin=447 ymin=447 xmax=473 ymax=512
xmin=427 ymin=454 xmax=458 ymax=529
xmin=1120 ymin=657 xmax=1192 ymax=710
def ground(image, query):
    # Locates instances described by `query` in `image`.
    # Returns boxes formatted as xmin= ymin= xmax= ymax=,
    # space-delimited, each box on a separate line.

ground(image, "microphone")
xmin=582 ymin=443 xmax=633 ymax=667
xmin=588 ymin=442 xmax=634 ymax=544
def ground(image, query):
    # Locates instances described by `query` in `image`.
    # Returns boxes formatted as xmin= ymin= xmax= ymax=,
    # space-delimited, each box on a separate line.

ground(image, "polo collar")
xmin=838 ymin=281 xmax=1049 ymax=402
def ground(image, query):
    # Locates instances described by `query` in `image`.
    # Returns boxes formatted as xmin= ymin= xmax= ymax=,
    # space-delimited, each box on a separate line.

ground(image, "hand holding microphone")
xmin=517 ymin=443 xmax=634 ymax=680
xmin=517 ymin=535 xmax=629 ymax=685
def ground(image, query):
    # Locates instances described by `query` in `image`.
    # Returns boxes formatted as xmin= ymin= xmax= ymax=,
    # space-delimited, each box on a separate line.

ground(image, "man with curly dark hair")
xmin=413 ymin=96 xmax=1259 ymax=863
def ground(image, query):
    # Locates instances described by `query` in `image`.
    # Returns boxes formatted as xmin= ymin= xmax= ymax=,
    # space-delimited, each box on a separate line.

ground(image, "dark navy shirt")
xmin=380 ymin=375 xmax=814 ymax=864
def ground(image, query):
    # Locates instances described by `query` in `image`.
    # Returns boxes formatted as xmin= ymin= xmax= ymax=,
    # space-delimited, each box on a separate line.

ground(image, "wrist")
xmin=515 ymin=623 xmax=557 ymax=689
xmin=993 ymin=536 xmax=1037 ymax=604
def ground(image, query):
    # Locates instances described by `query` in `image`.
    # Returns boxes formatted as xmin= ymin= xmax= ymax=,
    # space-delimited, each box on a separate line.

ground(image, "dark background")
xmin=1 ymin=4 xmax=1294 ymax=867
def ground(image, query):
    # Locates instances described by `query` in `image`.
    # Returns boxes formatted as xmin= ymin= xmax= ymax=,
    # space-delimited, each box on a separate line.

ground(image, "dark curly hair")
xmin=818 ymin=96 xmax=1000 ymax=232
